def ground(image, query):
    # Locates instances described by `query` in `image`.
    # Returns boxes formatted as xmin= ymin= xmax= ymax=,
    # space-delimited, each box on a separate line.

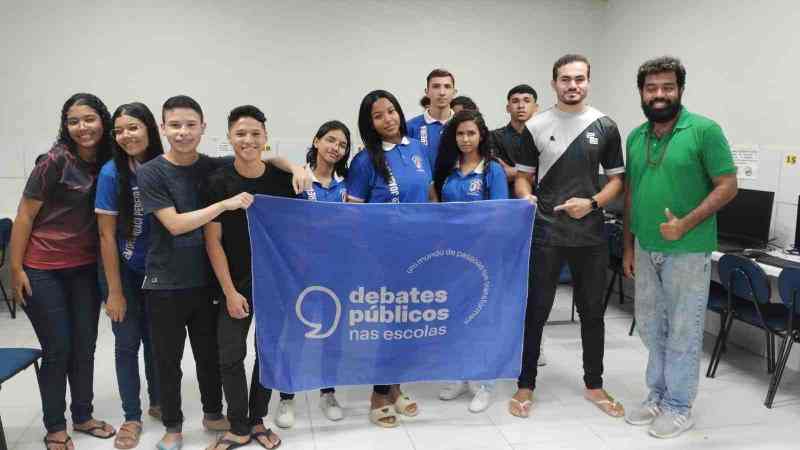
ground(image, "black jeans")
xmin=22 ymin=264 xmax=101 ymax=433
xmin=218 ymin=295 xmax=273 ymax=437
xmin=147 ymin=288 xmax=222 ymax=432
xmin=518 ymin=244 xmax=608 ymax=390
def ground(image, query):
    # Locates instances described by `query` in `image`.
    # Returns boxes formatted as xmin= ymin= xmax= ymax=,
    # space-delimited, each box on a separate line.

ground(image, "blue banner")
xmin=247 ymin=196 xmax=535 ymax=393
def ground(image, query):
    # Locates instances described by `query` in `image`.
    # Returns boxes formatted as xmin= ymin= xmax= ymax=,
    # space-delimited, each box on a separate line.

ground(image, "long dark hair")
xmin=111 ymin=103 xmax=164 ymax=238
xmin=357 ymin=90 xmax=407 ymax=183
xmin=58 ymin=93 xmax=113 ymax=165
xmin=306 ymin=120 xmax=351 ymax=179
xmin=433 ymin=110 xmax=493 ymax=197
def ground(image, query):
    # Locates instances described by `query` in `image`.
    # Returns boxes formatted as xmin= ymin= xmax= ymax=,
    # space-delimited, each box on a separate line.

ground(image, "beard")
xmin=642 ymin=96 xmax=682 ymax=123
xmin=560 ymin=89 xmax=585 ymax=105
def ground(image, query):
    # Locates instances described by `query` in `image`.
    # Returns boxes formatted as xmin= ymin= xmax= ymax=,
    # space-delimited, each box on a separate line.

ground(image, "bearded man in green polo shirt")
xmin=622 ymin=56 xmax=738 ymax=439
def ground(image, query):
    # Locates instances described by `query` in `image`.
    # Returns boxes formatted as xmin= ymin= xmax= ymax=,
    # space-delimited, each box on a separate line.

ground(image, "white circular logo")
xmin=469 ymin=179 xmax=483 ymax=193
xmin=295 ymin=285 xmax=342 ymax=339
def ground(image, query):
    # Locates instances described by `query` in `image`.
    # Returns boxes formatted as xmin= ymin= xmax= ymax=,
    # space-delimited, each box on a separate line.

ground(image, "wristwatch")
xmin=590 ymin=198 xmax=599 ymax=210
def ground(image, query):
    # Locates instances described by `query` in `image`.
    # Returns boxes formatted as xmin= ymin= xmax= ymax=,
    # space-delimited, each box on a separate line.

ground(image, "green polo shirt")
xmin=626 ymin=107 xmax=736 ymax=253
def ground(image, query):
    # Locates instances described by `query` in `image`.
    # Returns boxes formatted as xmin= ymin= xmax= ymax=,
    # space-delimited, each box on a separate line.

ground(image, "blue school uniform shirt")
xmin=407 ymin=109 xmax=453 ymax=169
xmin=94 ymin=160 xmax=150 ymax=273
xmin=298 ymin=167 xmax=347 ymax=202
xmin=347 ymin=137 xmax=432 ymax=203
xmin=441 ymin=159 xmax=509 ymax=202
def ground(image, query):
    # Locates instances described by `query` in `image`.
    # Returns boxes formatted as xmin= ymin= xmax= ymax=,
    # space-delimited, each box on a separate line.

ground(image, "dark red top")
xmin=23 ymin=144 xmax=100 ymax=270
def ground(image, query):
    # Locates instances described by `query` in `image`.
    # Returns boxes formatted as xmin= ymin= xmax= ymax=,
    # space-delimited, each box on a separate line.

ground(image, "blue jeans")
xmin=634 ymin=240 xmax=710 ymax=416
xmin=22 ymin=264 xmax=101 ymax=433
xmin=98 ymin=262 xmax=160 ymax=422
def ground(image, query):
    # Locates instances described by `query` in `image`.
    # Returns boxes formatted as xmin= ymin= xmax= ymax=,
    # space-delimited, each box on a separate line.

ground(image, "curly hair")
xmin=57 ymin=93 xmax=113 ymax=165
xmin=637 ymin=56 xmax=686 ymax=90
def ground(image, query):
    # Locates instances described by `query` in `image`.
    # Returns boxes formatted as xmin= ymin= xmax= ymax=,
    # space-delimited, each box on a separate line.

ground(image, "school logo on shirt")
xmin=420 ymin=126 xmax=428 ymax=146
xmin=586 ymin=131 xmax=599 ymax=145
xmin=305 ymin=188 xmax=317 ymax=201
xmin=468 ymin=179 xmax=483 ymax=196
xmin=411 ymin=155 xmax=425 ymax=173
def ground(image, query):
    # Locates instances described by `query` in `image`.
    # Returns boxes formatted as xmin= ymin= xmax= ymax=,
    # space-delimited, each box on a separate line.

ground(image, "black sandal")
xmin=73 ymin=420 xmax=116 ymax=439
xmin=43 ymin=435 xmax=72 ymax=450
xmin=208 ymin=435 xmax=252 ymax=450
xmin=251 ymin=429 xmax=281 ymax=449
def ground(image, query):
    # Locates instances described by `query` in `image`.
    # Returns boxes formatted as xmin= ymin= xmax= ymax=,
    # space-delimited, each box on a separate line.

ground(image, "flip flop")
xmin=251 ymin=429 xmax=281 ymax=449
xmin=156 ymin=437 xmax=183 ymax=450
xmin=508 ymin=398 xmax=533 ymax=418
xmin=393 ymin=393 xmax=418 ymax=417
xmin=43 ymin=435 xmax=72 ymax=450
xmin=113 ymin=422 xmax=142 ymax=450
xmin=369 ymin=405 xmax=398 ymax=428
xmin=585 ymin=390 xmax=625 ymax=418
xmin=206 ymin=435 xmax=252 ymax=450
xmin=73 ymin=420 xmax=116 ymax=439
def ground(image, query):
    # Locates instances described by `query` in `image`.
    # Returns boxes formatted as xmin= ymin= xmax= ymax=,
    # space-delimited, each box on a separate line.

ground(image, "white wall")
xmin=598 ymin=0 xmax=800 ymax=369
xmin=0 ymin=0 xmax=606 ymax=217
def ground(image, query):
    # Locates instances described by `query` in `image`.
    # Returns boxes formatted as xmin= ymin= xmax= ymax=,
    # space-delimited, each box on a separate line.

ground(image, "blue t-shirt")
xmin=441 ymin=160 xmax=509 ymax=202
xmin=407 ymin=111 xmax=451 ymax=169
xmin=298 ymin=171 xmax=347 ymax=202
xmin=347 ymin=137 xmax=432 ymax=204
xmin=94 ymin=160 xmax=150 ymax=273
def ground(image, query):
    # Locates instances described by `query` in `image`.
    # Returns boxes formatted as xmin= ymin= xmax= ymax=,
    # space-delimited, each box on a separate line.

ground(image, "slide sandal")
xmin=369 ymin=406 xmax=398 ymax=428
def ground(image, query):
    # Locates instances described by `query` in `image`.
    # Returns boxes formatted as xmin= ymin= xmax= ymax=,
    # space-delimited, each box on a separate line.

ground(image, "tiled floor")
xmin=2 ymin=286 xmax=799 ymax=450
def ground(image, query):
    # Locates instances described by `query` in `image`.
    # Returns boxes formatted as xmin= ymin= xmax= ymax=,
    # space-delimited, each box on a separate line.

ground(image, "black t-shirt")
xmin=491 ymin=123 xmax=537 ymax=170
xmin=490 ymin=123 xmax=537 ymax=198
xmin=138 ymin=154 xmax=231 ymax=290
xmin=516 ymin=106 xmax=625 ymax=247
xmin=206 ymin=163 xmax=295 ymax=295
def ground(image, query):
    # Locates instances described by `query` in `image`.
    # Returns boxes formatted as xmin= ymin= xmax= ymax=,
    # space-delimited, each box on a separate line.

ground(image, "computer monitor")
xmin=717 ymin=188 xmax=774 ymax=249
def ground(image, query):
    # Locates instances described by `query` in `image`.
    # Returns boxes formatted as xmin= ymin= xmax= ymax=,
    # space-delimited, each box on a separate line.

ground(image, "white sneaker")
xmin=275 ymin=399 xmax=295 ymax=428
xmin=439 ymin=381 xmax=468 ymax=400
xmin=468 ymin=385 xmax=493 ymax=413
xmin=625 ymin=400 xmax=662 ymax=426
xmin=320 ymin=392 xmax=344 ymax=421
xmin=648 ymin=410 xmax=694 ymax=439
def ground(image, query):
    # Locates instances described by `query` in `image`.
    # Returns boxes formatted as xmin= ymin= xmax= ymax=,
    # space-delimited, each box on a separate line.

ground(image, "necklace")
xmin=645 ymin=126 xmax=676 ymax=167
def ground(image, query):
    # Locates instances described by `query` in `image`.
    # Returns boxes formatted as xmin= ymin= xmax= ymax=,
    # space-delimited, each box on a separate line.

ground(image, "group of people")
xmin=8 ymin=53 xmax=737 ymax=450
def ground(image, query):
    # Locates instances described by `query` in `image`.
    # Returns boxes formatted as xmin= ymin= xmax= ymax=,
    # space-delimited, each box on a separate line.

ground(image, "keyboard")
xmin=718 ymin=240 xmax=746 ymax=253
xmin=755 ymin=255 xmax=800 ymax=270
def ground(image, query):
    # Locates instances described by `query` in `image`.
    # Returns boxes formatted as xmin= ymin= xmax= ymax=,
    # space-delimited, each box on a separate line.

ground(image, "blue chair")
xmin=0 ymin=218 xmax=13 ymax=318
xmin=706 ymin=254 xmax=788 ymax=378
xmin=706 ymin=280 xmax=729 ymax=346
xmin=0 ymin=348 xmax=42 ymax=449
xmin=764 ymin=267 xmax=800 ymax=408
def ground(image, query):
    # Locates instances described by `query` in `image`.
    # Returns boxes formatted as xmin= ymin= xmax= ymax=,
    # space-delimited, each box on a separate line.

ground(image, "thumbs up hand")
xmin=659 ymin=208 xmax=686 ymax=241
